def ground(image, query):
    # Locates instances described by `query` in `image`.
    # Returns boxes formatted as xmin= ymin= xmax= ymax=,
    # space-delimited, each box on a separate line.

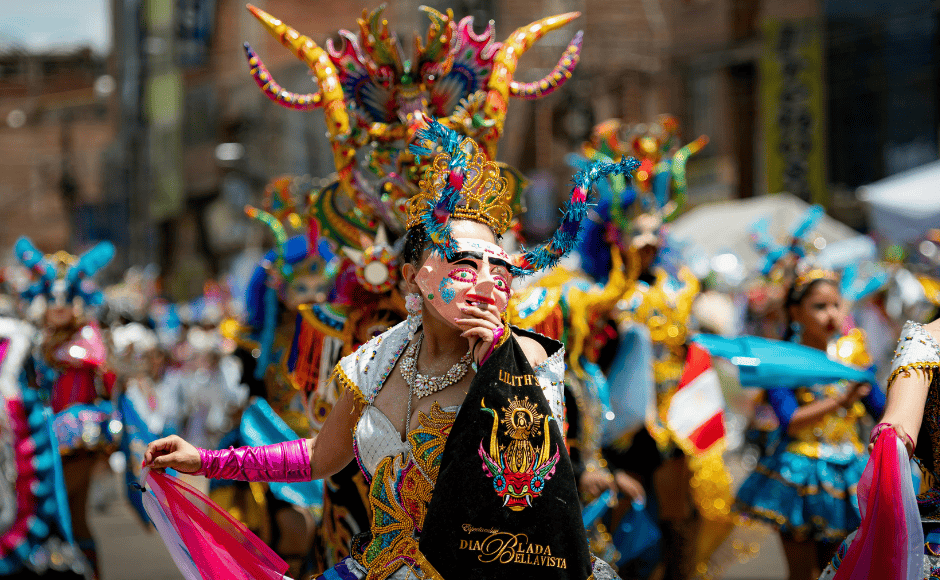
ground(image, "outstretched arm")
xmin=145 ymin=387 xmax=360 ymax=482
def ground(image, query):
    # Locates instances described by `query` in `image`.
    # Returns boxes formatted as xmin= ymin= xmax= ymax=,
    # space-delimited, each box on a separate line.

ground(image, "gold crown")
xmin=794 ymin=267 xmax=838 ymax=293
xmin=406 ymin=136 xmax=514 ymax=235
xmin=48 ymin=250 xmax=77 ymax=278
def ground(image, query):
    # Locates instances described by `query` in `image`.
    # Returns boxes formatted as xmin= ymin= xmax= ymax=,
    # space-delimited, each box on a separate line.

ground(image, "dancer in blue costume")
xmin=734 ymin=267 xmax=885 ymax=580
xmin=14 ymin=238 xmax=118 ymax=578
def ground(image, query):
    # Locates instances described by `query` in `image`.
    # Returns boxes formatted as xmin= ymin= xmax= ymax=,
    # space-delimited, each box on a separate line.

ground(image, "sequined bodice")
xmin=786 ymin=330 xmax=873 ymax=461
xmin=618 ymin=266 xmax=699 ymax=390
xmin=351 ymin=403 xmax=455 ymax=579
xmin=353 ymin=404 xmax=457 ymax=481
xmin=333 ymin=318 xmax=568 ymax=580
xmin=786 ymin=384 xmax=865 ymax=461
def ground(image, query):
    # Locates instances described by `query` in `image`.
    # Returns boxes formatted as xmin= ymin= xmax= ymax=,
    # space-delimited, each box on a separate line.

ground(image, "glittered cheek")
xmin=438 ymin=277 xmax=457 ymax=304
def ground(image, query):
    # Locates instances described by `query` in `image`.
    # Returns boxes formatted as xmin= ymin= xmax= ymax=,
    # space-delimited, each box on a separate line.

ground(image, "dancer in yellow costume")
xmin=570 ymin=117 xmax=738 ymax=580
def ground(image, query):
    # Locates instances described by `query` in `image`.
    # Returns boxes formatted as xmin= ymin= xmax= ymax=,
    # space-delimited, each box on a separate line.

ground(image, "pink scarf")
xmin=833 ymin=428 xmax=923 ymax=580
xmin=141 ymin=468 xmax=289 ymax=580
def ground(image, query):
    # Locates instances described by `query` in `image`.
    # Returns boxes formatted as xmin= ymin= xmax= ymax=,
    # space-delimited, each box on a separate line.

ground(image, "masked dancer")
xmin=144 ymin=116 xmax=635 ymax=579
xmin=13 ymin=238 xmax=116 ymax=578
xmin=235 ymin=4 xmax=586 ymax=573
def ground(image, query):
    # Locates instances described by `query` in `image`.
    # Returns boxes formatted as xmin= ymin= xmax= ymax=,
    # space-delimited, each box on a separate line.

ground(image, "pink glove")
xmin=194 ymin=439 xmax=312 ymax=482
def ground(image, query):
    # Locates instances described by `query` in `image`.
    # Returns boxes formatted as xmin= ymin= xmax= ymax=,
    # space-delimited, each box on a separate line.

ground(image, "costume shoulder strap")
xmin=514 ymin=326 xmax=566 ymax=426
xmin=334 ymin=318 xmax=414 ymax=404
xmin=888 ymin=320 xmax=940 ymax=388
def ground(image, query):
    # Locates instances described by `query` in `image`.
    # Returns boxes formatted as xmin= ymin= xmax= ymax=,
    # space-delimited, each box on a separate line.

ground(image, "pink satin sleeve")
xmin=194 ymin=439 xmax=311 ymax=482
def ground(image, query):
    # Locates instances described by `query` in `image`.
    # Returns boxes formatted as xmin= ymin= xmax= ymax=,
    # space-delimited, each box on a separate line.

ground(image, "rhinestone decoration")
xmin=399 ymin=332 xmax=472 ymax=399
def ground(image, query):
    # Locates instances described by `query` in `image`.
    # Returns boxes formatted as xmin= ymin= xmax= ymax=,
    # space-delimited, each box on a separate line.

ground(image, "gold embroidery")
xmin=738 ymin=504 xmax=850 ymax=541
xmin=458 ymin=531 xmax=566 ymax=568
xmin=497 ymin=370 xmax=538 ymax=387
xmin=354 ymin=404 xmax=455 ymax=580
xmin=752 ymin=463 xmax=857 ymax=500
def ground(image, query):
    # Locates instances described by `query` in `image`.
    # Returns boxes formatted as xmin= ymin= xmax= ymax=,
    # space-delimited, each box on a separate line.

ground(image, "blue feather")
xmin=68 ymin=242 xmax=115 ymax=303
xmin=651 ymin=161 xmax=672 ymax=209
xmin=791 ymin=205 xmax=824 ymax=241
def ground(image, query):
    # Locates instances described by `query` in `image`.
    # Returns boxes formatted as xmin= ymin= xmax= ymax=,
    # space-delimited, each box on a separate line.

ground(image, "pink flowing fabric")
xmin=832 ymin=429 xmax=923 ymax=580
xmin=141 ymin=468 xmax=289 ymax=580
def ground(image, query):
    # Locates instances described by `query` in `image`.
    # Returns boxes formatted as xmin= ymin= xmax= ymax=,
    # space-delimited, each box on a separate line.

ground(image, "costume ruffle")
xmin=735 ymin=446 xmax=865 ymax=542
xmin=52 ymin=400 xmax=118 ymax=454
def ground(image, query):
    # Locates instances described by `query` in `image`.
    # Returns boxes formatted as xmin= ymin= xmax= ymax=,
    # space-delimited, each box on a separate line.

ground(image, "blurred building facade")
xmin=0 ymin=49 xmax=115 ymax=256
xmin=0 ymin=0 xmax=937 ymax=297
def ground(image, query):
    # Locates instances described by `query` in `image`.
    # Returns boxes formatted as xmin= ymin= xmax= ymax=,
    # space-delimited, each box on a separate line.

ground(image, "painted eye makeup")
xmin=448 ymin=267 xmax=477 ymax=283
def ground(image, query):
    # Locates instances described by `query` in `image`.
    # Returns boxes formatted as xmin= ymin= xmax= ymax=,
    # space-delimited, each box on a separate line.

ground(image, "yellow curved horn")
xmin=482 ymin=399 xmax=501 ymax=461
xmin=481 ymin=12 xmax=580 ymax=158
xmin=246 ymin=4 xmax=355 ymax=189
xmin=538 ymin=416 xmax=552 ymax=466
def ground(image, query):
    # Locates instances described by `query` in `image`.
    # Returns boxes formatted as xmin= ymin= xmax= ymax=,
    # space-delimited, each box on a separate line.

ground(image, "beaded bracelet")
xmin=870 ymin=422 xmax=915 ymax=454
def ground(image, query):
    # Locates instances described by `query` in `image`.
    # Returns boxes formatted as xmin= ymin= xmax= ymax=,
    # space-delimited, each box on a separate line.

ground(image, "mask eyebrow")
xmin=488 ymin=257 xmax=512 ymax=272
xmin=448 ymin=251 xmax=483 ymax=263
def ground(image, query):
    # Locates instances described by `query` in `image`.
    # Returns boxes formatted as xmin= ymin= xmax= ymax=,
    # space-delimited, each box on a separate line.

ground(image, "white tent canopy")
xmin=668 ymin=193 xmax=863 ymax=272
xmin=858 ymin=160 xmax=940 ymax=244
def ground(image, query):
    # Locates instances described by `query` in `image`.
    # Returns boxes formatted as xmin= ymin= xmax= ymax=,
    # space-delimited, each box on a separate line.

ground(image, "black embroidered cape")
xmin=420 ymin=328 xmax=595 ymax=579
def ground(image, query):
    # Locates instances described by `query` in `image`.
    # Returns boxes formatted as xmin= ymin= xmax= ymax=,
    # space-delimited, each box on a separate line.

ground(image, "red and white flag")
xmin=667 ymin=343 xmax=725 ymax=453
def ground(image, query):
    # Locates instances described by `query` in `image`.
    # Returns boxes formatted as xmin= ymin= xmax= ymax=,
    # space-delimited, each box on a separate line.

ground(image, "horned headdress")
xmin=243 ymin=4 xmax=583 ymax=245
xmin=408 ymin=115 xmax=639 ymax=276
xmin=15 ymin=237 xmax=114 ymax=307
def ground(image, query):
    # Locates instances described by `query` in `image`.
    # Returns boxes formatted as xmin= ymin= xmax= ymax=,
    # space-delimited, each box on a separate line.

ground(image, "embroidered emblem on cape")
xmin=478 ymin=396 xmax=560 ymax=511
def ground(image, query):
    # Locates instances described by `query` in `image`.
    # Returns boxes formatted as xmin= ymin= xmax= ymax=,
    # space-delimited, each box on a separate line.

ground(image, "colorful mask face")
xmin=627 ymin=212 xmax=662 ymax=250
xmin=414 ymin=238 xmax=512 ymax=328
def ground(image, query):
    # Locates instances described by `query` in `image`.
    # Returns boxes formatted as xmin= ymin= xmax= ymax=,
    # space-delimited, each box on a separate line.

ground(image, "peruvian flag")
xmin=667 ymin=343 xmax=725 ymax=453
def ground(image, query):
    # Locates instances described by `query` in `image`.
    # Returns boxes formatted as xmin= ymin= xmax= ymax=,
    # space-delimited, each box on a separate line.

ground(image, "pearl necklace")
xmin=399 ymin=332 xmax=472 ymax=399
